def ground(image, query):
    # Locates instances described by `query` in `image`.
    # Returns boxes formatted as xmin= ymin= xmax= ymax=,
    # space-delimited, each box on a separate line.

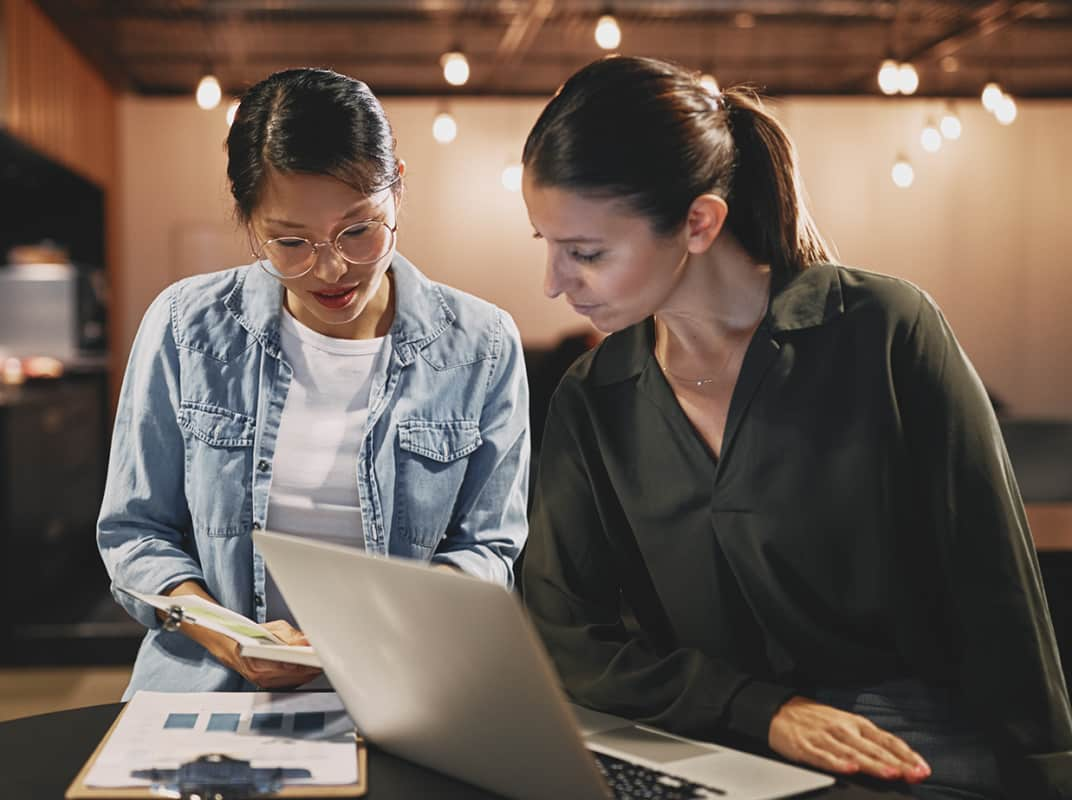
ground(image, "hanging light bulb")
xmin=920 ymin=121 xmax=942 ymax=153
xmin=501 ymin=164 xmax=523 ymax=192
xmin=594 ymin=14 xmax=621 ymax=50
xmin=699 ymin=73 xmax=719 ymax=95
xmin=226 ymin=99 xmax=240 ymax=127
xmin=891 ymin=155 xmax=914 ymax=188
xmin=940 ymin=108 xmax=962 ymax=140
xmin=432 ymin=111 xmax=457 ymax=144
xmin=877 ymin=59 xmax=900 ymax=95
xmin=196 ymin=74 xmax=222 ymax=110
xmin=994 ymin=94 xmax=1018 ymax=125
xmin=981 ymin=81 xmax=1003 ymax=112
xmin=897 ymin=62 xmax=919 ymax=95
xmin=441 ymin=51 xmax=470 ymax=86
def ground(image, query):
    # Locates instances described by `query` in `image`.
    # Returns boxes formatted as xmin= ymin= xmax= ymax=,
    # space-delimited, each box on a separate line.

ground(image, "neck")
xmin=654 ymin=234 xmax=771 ymax=366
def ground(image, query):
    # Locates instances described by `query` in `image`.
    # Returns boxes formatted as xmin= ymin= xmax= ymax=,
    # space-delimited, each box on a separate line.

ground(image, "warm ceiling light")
xmin=891 ymin=156 xmax=914 ymax=188
xmin=699 ymin=73 xmax=719 ymax=95
xmin=594 ymin=14 xmax=621 ymax=50
xmin=877 ymin=59 xmax=900 ymax=95
xmin=432 ymin=111 xmax=457 ymax=144
xmin=196 ymin=74 xmax=222 ymax=110
xmin=734 ymin=12 xmax=756 ymax=29
xmin=441 ymin=51 xmax=470 ymax=86
xmin=226 ymin=99 xmax=240 ymax=127
xmin=897 ymin=62 xmax=919 ymax=95
xmin=920 ymin=121 xmax=942 ymax=153
xmin=940 ymin=55 xmax=959 ymax=73
xmin=501 ymin=164 xmax=523 ymax=192
xmin=940 ymin=109 xmax=962 ymax=140
xmin=994 ymin=94 xmax=1018 ymax=125
xmin=981 ymin=81 xmax=1003 ymax=112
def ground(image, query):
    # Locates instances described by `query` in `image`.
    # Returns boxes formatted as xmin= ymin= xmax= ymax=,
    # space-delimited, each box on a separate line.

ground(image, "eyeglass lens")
xmin=258 ymin=221 xmax=394 ymax=276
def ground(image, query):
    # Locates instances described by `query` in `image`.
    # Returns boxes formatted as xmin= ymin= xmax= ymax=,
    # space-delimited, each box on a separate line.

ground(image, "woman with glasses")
xmin=99 ymin=68 xmax=529 ymax=695
xmin=520 ymin=57 xmax=1071 ymax=799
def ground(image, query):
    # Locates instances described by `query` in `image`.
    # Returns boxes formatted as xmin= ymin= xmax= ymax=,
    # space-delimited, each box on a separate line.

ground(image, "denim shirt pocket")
xmin=395 ymin=418 xmax=483 ymax=550
xmin=177 ymin=401 xmax=255 ymax=537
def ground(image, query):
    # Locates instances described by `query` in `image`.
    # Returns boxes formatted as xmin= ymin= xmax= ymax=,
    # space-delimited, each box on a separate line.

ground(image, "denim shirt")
xmin=98 ymin=254 xmax=529 ymax=697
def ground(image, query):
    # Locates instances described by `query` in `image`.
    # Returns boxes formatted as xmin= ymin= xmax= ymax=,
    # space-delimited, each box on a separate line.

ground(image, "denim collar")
xmin=222 ymin=252 xmax=456 ymax=365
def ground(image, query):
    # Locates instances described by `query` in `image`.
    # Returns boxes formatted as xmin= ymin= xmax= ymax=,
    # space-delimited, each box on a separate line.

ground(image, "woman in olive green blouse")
xmin=520 ymin=56 xmax=1071 ymax=800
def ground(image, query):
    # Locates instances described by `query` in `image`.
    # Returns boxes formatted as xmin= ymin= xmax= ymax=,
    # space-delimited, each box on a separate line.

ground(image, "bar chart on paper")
xmin=82 ymin=691 xmax=359 ymax=789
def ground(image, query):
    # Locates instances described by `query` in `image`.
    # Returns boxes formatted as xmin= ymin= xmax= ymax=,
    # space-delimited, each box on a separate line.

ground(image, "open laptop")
xmin=254 ymin=529 xmax=835 ymax=800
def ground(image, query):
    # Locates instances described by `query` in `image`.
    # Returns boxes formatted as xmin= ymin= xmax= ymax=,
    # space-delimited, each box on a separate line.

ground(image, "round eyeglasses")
xmin=252 ymin=219 xmax=398 ymax=279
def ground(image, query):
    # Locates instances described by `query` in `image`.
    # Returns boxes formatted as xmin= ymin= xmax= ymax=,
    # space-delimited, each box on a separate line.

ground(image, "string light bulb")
xmin=594 ymin=14 xmax=621 ymax=50
xmin=891 ymin=155 xmax=914 ymax=188
xmin=981 ymin=81 xmax=1003 ymax=112
xmin=441 ymin=51 xmax=470 ymax=86
xmin=501 ymin=164 xmax=523 ymax=192
xmin=699 ymin=73 xmax=719 ymax=95
xmin=897 ymin=63 xmax=919 ymax=95
xmin=877 ymin=59 xmax=900 ymax=95
xmin=940 ymin=108 xmax=962 ymax=140
xmin=432 ymin=111 xmax=457 ymax=143
xmin=920 ymin=120 xmax=942 ymax=153
xmin=226 ymin=99 xmax=240 ymax=127
xmin=196 ymin=74 xmax=222 ymax=110
xmin=994 ymin=94 xmax=1018 ymax=125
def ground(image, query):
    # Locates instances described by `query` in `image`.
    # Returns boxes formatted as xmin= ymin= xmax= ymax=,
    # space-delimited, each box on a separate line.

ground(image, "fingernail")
xmin=883 ymin=767 xmax=901 ymax=779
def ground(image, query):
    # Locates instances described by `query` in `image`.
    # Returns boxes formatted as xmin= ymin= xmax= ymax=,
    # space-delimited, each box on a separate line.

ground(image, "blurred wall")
xmin=119 ymin=94 xmax=1072 ymax=416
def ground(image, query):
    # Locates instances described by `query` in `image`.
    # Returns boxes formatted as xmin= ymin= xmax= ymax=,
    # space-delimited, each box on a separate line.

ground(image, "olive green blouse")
xmin=523 ymin=263 xmax=1072 ymax=797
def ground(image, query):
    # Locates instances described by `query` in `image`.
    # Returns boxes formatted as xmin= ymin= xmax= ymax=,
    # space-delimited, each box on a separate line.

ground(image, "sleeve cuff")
xmin=722 ymin=679 xmax=797 ymax=745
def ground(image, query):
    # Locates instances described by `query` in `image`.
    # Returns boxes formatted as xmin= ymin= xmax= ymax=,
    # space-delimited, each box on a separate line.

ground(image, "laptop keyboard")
xmin=592 ymin=750 xmax=725 ymax=798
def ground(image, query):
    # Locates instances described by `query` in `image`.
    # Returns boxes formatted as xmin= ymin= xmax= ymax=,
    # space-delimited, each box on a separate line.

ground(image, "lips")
xmin=311 ymin=285 xmax=358 ymax=310
xmin=569 ymin=301 xmax=601 ymax=315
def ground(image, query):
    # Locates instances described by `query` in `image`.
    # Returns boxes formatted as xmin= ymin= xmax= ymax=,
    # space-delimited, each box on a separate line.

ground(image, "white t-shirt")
xmin=264 ymin=310 xmax=385 ymax=626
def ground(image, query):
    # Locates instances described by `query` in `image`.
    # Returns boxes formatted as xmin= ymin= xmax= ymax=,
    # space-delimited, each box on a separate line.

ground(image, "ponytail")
xmin=721 ymin=87 xmax=833 ymax=279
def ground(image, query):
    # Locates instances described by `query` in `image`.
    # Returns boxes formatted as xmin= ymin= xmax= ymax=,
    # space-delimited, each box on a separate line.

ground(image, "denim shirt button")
xmin=257 ymin=459 xmax=270 ymax=472
xmin=252 ymin=521 xmax=261 ymax=530
xmin=254 ymin=594 xmax=264 ymax=607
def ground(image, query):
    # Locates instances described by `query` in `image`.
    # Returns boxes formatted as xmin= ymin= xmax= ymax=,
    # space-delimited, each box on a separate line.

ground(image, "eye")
xmin=570 ymin=250 xmax=603 ymax=264
xmin=273 ymin=237 xmax=308 ymax=249
xmin=341 ymin=223 xmax=373 ymax=239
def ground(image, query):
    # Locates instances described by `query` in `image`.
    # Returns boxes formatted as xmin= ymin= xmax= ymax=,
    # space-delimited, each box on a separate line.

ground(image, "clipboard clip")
xmin=131 ymin=752 xmax=312 ymax=800
xmin=162 ymin=604 xmax=185 ymax=632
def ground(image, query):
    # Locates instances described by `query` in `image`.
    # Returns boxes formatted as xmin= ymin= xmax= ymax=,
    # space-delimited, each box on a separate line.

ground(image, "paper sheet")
xmin=84 ymin=691 xmax=357 ymax=788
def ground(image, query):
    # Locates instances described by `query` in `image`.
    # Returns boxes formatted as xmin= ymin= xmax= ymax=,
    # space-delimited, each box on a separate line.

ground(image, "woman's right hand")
xmin=205 ymin=620 xmax=322 ymax=690
xmin=769 ymin=696 xmax=932 ymax=783
xmin=162 ymin=581 xmax=322 ymax=689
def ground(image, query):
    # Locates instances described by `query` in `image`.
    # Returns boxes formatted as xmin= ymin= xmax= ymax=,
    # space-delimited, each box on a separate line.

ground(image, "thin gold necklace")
xmin=654 ymin=300 xmax=768 ymax=388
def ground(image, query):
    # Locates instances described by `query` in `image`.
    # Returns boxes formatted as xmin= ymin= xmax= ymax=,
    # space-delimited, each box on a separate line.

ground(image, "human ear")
xmin=685 ymin=194 xmax=729 ymax=254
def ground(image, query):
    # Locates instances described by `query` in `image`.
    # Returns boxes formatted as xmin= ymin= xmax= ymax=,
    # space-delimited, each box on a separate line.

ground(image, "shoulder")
xmin=139 ymin=265 xmax=259 ymax=360
xmin=829 ymin=264 xmax=930 ymax=330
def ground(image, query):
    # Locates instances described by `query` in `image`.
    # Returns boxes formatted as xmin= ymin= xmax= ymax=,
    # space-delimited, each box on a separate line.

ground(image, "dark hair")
xmin=226 ymin=68 xmax=400 ymax=222
xmin=522 ymin=56 xmax=831 ymax=279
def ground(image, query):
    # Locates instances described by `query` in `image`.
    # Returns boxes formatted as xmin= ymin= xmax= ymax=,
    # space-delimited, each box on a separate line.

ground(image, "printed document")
xmin=84 ymin=691 xmax=357 ymax=788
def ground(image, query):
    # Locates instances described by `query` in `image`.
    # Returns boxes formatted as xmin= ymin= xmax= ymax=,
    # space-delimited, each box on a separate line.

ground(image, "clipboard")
xmin=65 ymin=700 xmax=367 ymax=798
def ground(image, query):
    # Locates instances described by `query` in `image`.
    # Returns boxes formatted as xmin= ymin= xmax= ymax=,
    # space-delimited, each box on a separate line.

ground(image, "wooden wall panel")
xmin=2 ymin=0 xmax=116 ymax=189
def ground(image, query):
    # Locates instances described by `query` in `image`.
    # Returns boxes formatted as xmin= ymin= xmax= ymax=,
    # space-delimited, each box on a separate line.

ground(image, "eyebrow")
xmin=264 ymin=200 xmax=385 ymax=230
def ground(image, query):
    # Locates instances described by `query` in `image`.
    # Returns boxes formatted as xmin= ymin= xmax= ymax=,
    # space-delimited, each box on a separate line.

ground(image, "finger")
xmin=858 ymin=724 xmax=932 ymax=779
xmin=827 ymin=724 xmax=905 ymax=771
xmin=820 ymin=733 xmax=902 ymax=781
xmin=798 ymin=739 xmax=860 ymax=775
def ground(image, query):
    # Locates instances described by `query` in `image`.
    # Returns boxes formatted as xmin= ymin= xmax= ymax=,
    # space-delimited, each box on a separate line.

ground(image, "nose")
xmin=310 ymin=243 xmax=348 ymax=284
xmin=543 ymin=252 xmax=574 ymax=300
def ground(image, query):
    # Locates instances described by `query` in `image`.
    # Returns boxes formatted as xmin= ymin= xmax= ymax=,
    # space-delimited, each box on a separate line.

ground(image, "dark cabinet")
xmin=0 ymin=371 xmax=112 ymax=657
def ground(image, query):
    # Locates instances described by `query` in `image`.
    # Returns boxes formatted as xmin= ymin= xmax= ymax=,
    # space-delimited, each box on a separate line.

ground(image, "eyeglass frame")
xmin=247 ymin=180 xmax=401 ymax=280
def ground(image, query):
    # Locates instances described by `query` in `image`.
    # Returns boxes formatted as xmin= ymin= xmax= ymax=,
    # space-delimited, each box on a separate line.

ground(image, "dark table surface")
xmin=0 ymin=703 xmax=915 ymax=799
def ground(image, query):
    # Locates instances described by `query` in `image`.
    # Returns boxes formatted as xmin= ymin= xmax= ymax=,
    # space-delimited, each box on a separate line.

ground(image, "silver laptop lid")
xmin=253 ymin=529 xmax=611 ymax=800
